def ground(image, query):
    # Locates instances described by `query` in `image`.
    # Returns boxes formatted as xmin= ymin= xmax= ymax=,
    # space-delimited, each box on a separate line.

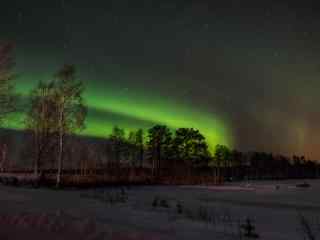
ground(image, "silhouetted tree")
xmin=212 ymin=144 xmax=231 ymax=167
xmin=280 ymin=155 xmax=290 ymax=178
xmin=231 ymin=150 xmax=244 ymax=167
xmin=127 ymin=129 xmax=144 ymax=167
xmin=109 ymin=126 xmax=126 ymax=167
xmin=172 ymin=128 xmax=211 ymax=168
xmin=230 ymin=149 xmax=245 ymax=179
xmin=211 ymin=144 xmax=231 ymax=179
xmin=136 ymin=129 xmax=144 ymax=167
xmin=0 ymin=139 xmax=8 ymax=172
xmin=249 ymin=152 xmax=267 ymax=179
xmin=147 ymin=125 xmax=172 ymax=176
xmin=127 ymin=130 xmax=136 ymax=166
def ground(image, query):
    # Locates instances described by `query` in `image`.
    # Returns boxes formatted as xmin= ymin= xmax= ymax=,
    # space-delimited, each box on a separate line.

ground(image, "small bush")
xmin=296 ymin=182 xmax=311 ymax=188
xmin=240 ymin=218 xmax=259 ymax=239
xmin=176 ymin=201 xmax=183 ymax=214
xmin=82 ymin=188 xmax=129 ymax=205
xmin=119 ymin=187 xmax=128 ymax=203
xmin=152 ymin=196 xmax=159 ymax=208
xmin=184 ymin=208 xmax=195 ymax=220
xmin=198 ymin=206 xmax=210 ymax=223
xmin=159 ymin=199 xmax=170 ymax=208
xmin=298 ymin=214 xmax=316 ymax=240
xmin=2 ymin=177 xmax=19 ymax=186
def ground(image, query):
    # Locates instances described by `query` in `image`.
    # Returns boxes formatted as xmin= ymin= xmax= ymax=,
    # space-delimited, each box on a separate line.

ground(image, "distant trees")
xmin=207 ymin=145 xmax=317 ymax=180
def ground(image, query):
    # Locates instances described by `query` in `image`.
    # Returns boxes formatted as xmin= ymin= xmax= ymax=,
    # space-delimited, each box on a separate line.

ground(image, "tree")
xmin=277 ymin=155 xmax=290 ymax=179
xmin=212 ymin=144 xmax=231 ymax=167
xmin=211 ymin=144 xmax=231 ymax=179
xmin=127 ymin=129 xmax=144 ymax=167
xmin=109 ymin=126 xmax=126 ymax=167
xmin=25 ymin=80 xmax=58 ymax=175
xmin=135 ymin=129 xmax=144 ymax=167
xmin=172 ymin=128 xmax=211 ymax=168
xmin=146 ymin=125 xmax=172 ymax=175
xmin=0 ymin=42 xmax=17 ymax=124
xmin=0 ymin=131 xmax=14 ymax=171
xmin=127 ymin=130 xmax=136 ymax=166
xmin=230 ymin=149 xmax=244 ymax=180
xmin=231 ymin=150 xmax=244 ymax=167
xmin=53 ymin=65 xmax=87 ymax=187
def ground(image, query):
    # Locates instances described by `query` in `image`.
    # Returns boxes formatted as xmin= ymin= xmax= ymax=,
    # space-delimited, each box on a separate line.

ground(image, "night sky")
xmin=1 ymin=0 xmax=320 ymax=159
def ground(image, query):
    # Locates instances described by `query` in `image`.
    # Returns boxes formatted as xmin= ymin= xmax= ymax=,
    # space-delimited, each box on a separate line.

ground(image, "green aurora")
xmin=5 ymin=66 xmax=234 ymax=153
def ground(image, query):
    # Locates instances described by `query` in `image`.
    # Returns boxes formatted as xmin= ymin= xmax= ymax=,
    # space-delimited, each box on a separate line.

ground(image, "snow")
xmin=0 ymin=180 xmax=320 ymax=239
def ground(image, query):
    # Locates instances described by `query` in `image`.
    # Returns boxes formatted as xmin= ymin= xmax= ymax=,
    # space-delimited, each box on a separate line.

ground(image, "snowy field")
xmin=0 ymin=180 xmax=320 ymax=239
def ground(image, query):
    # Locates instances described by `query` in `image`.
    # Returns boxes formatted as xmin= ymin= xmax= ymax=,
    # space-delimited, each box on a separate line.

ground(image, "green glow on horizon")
xmin=6 ymin=69 xmax=234 ymax=152
xmin=84 ymin=88 xmax=233 ymax=150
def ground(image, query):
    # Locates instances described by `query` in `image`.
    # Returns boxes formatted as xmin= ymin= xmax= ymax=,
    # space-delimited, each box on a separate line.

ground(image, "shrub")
xmin=198 ymin=205 xmax=210 ymax=223
xmin=176 ymin=201 xmax=183 ymax=214
xmin=152 ymin=196 xmax=159 ymax=208
xmin=159 ymin=199 xmax=170 ymax=208
xmin=240 ymin=217 xmax=259 ymax=239
xmin=298 ymin=214 xmax=316 ymax=240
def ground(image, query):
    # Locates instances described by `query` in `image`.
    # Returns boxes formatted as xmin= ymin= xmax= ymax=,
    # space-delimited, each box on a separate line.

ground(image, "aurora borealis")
xmin=6 ymin=70 xmax=233 ymax=151
xmin=1 ymin=0 xmax=320 ymax=158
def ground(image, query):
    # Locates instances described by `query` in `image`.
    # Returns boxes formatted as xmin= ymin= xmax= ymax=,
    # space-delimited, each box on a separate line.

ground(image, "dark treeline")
xmin=211 ymin=146 xmax=320 ymax=181
xmin=95 ymin=126 xmax=320 ymax=181
xmin=0 ymin=42 xmax=319 ymax=187
xmin=87 ymin=125 xmax=320 ymax=181
xmin=6 ymin=124 xmax=319 ymax=183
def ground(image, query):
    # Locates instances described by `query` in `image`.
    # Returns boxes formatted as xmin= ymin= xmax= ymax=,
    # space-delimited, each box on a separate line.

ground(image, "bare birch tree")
xmin=53 ymin=65 xmax=87 ymax=187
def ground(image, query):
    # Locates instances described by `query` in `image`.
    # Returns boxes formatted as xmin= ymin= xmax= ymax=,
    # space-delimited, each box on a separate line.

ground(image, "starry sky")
xmin=1 ymin=0 xmax=320 ymax=159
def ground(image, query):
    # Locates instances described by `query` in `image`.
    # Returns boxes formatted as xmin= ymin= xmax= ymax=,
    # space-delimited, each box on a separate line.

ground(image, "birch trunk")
xmin=56 ymin=101 xmax=64 ymax=188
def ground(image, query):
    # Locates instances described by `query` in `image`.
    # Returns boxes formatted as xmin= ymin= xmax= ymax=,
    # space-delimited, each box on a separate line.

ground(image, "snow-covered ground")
xmin=1 ymin=180 xmax=320 ymax=239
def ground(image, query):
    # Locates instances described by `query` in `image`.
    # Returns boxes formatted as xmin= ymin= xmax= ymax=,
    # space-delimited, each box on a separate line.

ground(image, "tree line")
xmin=211 ymin=145 xmax=319 ymax=180
xmin=107 ymin=125 xmax=211 ymax=172
xmin=99 ymin=126 xmax=320 ymax=180
xmin=0 ymin=42 xmax=319 ymax=187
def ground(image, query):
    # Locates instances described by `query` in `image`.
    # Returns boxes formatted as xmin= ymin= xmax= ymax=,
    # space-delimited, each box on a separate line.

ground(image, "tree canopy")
xmin=172 ymin=128 xmax=211 ymax=168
